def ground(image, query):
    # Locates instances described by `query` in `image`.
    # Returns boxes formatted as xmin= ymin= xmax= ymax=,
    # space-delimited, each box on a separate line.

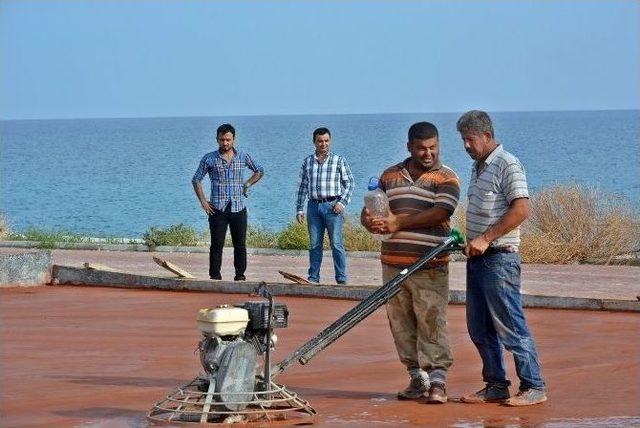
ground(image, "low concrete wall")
xmin=0 ymin=250 xmax=52 ymax=287
xmin=0 ymin=240 xmax=465 ymax=262
xmin=52 ymin=265 xmax=640 ymax=312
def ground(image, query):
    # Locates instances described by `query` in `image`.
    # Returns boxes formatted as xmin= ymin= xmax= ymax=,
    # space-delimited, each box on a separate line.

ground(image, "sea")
xmin=1 ymin=110 xmax=639 ymax=238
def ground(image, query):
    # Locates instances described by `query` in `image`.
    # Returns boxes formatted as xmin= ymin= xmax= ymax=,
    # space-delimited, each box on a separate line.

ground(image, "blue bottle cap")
xmin=367 ymin=177 xmax=380 ymax=191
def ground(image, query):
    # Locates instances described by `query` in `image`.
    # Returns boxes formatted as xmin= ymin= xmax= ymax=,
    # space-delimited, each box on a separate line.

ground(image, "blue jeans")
xmin=306 ymin=200 xmax=347 ymax=283
xmin=466 ymin=252 xmax=545 ymax=391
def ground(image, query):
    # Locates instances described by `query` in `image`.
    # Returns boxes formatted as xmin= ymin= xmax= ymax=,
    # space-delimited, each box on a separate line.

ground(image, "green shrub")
xmin=246 ymin=225 xmax=279 ymax=248
xmin=19 ymin=228 xmax=88 ymax=249
xmin=276 ymin=216 xmax=380 ymax=251
xmin=277 ymin=221 xmax=311 ymax=250
xmin=142 ymin=223 xmax=198 ymax=247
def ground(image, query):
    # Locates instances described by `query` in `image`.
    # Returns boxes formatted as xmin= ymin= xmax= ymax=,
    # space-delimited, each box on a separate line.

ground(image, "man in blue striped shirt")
xmin=192 ymin=123 xmax=264 ymax=281
xmin=457 ymin=110 xmax=546 ymax=407
xmin=295 ymin=127 xmax=355 ymax=284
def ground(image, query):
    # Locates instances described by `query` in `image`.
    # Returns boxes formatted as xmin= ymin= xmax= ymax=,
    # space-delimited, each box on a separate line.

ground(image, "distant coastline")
xmin=2 ymin=108 xmax=639 ymax=122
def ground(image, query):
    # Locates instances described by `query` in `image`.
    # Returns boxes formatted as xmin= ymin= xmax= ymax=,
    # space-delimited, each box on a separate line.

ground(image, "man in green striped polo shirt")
xmin=457 ymin=110 xmax=547 ymax=407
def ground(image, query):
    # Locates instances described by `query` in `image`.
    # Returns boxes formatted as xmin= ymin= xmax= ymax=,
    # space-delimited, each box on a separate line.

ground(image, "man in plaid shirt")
xmin=192 ymin=123 xmax=264 ymax=281
xmin=295 ymin=127 xmax=354 ymax=284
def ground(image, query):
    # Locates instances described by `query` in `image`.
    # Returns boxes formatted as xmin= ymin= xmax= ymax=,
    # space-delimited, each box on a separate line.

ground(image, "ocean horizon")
xmin=2 ymin=109 xmax=639 ymax=237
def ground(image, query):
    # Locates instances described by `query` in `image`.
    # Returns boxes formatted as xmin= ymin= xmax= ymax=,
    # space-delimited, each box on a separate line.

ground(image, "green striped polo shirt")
xmin=466 ymin=144 xmax=529 ymax=249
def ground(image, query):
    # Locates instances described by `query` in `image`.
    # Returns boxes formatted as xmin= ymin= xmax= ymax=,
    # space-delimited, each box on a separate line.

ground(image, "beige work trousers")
xmin=383 ymin=263 xmax=452 ymax=384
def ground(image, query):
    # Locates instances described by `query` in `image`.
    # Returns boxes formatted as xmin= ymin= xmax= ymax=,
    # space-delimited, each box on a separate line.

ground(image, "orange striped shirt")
xmin=379 ymin=159 xmax=460 ymax=267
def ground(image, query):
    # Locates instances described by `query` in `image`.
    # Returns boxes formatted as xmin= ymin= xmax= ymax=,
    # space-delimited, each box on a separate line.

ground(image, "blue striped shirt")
xmin=466 ymin=145 xmax=529 ymax=248
xmin=192 ymin=149 xmax=264 ymax=212
xmin=295 ymin=152 xmax=355 ymax=213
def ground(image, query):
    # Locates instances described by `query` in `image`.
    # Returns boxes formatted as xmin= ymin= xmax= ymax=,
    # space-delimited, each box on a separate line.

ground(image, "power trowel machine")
xmin=147 ymin=229 xmax=464 ymax=425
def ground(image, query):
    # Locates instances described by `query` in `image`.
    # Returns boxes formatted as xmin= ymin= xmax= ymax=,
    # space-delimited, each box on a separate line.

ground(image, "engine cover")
xmin=238 ymin=301 xmax=289 ymax=329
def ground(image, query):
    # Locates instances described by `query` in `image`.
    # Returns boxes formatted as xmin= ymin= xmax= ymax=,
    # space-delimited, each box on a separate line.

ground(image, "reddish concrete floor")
xmin=1 ymin=286 xmax=639 ymax=427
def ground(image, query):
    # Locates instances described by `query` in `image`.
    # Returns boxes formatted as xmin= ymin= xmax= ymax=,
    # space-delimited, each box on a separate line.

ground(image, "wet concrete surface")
xmin=1 ymin=286 xmax=639 ymax=427
xmin=52 ymin=248 xmax=640 ymax=300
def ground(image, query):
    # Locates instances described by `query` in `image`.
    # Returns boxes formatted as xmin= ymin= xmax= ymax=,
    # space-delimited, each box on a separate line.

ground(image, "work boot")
xmin=461 ymin=384 xmax=510 ymax=403
xmin=504 ymin=388 xmax=547 ymax=406
xmin=397 ymin=375 xmax=429 ymax=400
xmin=426 ymin=382 xmax=447 ymax=404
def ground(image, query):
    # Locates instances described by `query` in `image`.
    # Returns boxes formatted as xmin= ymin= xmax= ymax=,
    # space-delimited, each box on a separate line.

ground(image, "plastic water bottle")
xmin=364 ymin=177 xmax=392 ymax=241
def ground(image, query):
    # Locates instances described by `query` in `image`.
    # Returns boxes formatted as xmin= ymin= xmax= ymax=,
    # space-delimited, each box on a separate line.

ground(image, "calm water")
xmin=1 ymin=111 xmax=639 ymax=237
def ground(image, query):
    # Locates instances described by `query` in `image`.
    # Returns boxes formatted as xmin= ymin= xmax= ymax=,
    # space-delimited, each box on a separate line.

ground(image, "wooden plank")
xmin=83 ymin=262 xmax=121 ymax=273
xmin=152 ymin=256 xmax=195 ymax=279
xmin=278 ymin=270 xmax=311 ymax=285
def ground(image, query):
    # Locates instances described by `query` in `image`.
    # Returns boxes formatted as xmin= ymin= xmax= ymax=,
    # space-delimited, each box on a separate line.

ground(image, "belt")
xmin=311 ymin=196 xmax=339 ymax=203
xmin=484 ymin=246 xmax=519 ymax=255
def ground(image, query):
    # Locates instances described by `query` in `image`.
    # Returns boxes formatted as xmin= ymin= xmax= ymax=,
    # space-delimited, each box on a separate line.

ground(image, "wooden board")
xmin=278 ymin=270 xmax=311 ymax=285
xmin=83 ymin=262 xmax=121 ymax=273
xmin=152 ymin=256 xmax=195 ymax=279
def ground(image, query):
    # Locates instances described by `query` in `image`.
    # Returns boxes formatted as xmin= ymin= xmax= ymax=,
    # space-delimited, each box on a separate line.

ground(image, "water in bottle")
xmin=364 ymin=177 xmax=392 ymax=241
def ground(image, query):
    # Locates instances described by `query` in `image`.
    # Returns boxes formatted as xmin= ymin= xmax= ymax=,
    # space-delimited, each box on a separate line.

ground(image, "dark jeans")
xmin=466 ymin=252 xmax=545 ymax=391
xmin=208 ymin=205 xmax=247 ymax=278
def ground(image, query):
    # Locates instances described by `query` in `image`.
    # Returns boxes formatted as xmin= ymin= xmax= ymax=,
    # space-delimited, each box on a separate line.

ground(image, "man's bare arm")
xmin=193 ymin=181 xmax=214 ymax=216
xmin=465 ymin=197 xmax=529 ymax=257
xmin=245 ymin=171 xmax=263 ymax=187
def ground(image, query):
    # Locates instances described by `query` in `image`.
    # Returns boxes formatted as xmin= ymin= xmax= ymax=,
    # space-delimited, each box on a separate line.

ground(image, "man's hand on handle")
xmin=465 ymin=234 xmax=491 ymax=257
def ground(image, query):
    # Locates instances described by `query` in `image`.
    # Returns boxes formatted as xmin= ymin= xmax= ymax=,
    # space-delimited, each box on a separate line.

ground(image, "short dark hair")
xmin=313 ymin=127 xmax=331 ymax=140
xmin=408 ymin=122 xmax=438 ymax=141
xmin=216 ymin=123 xmax=236 ymax=138
xmin=456 ymin=110 xmax=494 ymax=138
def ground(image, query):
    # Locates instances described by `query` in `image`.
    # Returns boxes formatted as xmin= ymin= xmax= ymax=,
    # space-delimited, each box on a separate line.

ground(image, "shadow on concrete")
xmin=49 ymin=375 xmax=184 ymax=388
xmin=52 ymin=408 xmax=148 ymax=427
xmin=290 ymin=385 xmax=396 ymax=401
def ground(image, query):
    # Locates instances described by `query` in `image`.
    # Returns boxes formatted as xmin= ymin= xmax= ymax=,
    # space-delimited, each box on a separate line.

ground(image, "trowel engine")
xmin=195 ymin=230 xmax=464 ymax=413
xmin=197 ymin=299 xmax=288 ymax=411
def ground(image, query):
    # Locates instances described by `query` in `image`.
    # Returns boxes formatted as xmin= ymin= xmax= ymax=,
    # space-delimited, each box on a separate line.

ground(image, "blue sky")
xmin=2 ymin=1 xmax=638 ymax=119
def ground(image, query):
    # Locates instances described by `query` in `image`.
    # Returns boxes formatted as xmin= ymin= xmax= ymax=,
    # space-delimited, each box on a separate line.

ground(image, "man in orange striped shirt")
xmin=362 ymin=121 xmax=460 ymax=404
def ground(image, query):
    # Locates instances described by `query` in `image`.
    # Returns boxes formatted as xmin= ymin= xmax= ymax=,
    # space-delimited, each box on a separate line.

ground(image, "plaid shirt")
xmin=192 ymin=148 xmax=264 ymax=212
xmin=295 ymin=152 xmax=355 ymax=213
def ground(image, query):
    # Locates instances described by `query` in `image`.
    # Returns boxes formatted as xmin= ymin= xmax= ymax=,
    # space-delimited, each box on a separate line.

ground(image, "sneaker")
xmin=461 ymin=384 xmax=510 ymax=403
xmin=426 ymin=382 xmax=447 ymax=404
xmin=337 ymin=280 xmax=347 ymax=285
xmin=397 ymin=376 xmax=429 ymax=400
xmin=504 ymin=388 xmax=547 ymax=406
xmin=234 ymin=275 xmax=246 ymax=281
xmin=210 ymin=274 xmax=222 ymax=280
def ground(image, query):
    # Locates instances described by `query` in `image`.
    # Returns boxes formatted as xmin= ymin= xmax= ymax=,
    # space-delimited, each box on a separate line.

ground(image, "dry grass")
xmin=520 ymin=184 xmax=640 ymax=264
xmin=454 ymin=184 xmax=640 ymax=264
xmin=343 ymin=217 xmax=381 ymax=252
xmin=452 ymin=203 xmax=467 ymax=242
